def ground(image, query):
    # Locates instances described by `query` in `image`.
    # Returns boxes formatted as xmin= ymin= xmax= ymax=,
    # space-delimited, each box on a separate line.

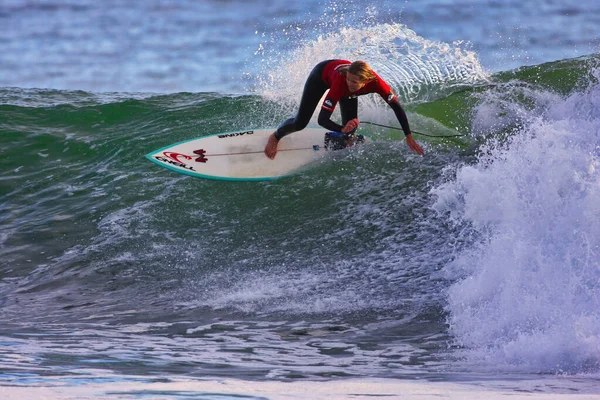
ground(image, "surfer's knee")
xmin=289 ymin=117 xmax=309 ymax=132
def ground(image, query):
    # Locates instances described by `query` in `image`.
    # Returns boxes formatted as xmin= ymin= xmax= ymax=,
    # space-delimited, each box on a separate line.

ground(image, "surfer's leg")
xmin=267 ymin=61 xmax=329 ymax=159
xmin=275 ymin=63 xmax=329 ymax=140
xmin=267 ymin=77 xmax=327 ymax=159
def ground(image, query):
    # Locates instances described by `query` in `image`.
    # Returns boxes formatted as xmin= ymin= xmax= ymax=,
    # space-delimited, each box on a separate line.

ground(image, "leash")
xmin=362 ymin=121 xmax=467 ymax=138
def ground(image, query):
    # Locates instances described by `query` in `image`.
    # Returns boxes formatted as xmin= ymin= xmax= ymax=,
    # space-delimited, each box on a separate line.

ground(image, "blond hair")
xmin=339 ymin=60 xmax=376 ymax=82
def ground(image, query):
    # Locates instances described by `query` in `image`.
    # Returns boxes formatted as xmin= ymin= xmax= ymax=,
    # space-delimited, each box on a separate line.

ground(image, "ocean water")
xmin=1 ymin=0 xmax=600 ymax=399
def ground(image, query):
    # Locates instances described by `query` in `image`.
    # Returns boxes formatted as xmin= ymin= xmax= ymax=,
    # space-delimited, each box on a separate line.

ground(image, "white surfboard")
xmin=146 ymin=127 xmax=370 ymax=181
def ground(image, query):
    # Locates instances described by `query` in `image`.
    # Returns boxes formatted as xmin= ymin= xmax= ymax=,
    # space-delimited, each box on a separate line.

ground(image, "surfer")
xmin=264 ymin=59 xmax=424 ymax=159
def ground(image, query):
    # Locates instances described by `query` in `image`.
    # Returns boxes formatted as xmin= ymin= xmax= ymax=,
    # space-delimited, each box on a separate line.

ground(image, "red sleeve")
xmin=373 ymin=73 xmax=397 ymax=103
xmin=321 ymin=75 xmax=346 ymax=113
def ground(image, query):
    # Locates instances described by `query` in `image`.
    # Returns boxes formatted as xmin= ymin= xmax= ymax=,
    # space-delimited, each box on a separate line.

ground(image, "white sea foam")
xmin=432 ymin=73 xmax=600 ymax=373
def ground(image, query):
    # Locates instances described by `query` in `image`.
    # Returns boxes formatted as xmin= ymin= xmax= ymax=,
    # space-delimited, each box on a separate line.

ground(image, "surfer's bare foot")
xmin=264 ymin=133 xmax=279 ymax=159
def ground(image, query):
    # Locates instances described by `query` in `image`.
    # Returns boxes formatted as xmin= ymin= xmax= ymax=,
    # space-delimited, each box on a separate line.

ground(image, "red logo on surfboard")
xmin=155 ymin=151 xmax=196 ymax=171
xmin=163 ymin=151 xmax=192 ymax=164
xmin=193 ymin=149 xmax=208 ymax=163
xmin=162 ymin=150 xmax=208 ymax=164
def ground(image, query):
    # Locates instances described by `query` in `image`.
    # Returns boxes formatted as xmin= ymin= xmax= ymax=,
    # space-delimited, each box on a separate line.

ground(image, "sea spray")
xmin=432 ymin=72 xmax=600 ymax=373
xmin=253 ymin=23 xmax=488 ymax=115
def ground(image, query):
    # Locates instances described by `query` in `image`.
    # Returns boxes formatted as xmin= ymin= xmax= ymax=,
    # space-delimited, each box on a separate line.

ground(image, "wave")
xmin=431 ymin=60 xmax=600 ymax=374
xmin=2 ymin=52 xmax=600 ymax=375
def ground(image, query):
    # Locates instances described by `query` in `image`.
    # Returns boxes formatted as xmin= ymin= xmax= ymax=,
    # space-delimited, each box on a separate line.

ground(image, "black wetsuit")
xmin=274 ymin=59 xmax=411 ymax=140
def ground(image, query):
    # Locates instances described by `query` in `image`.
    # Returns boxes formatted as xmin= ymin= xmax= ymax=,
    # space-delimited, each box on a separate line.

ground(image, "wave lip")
xmin=254 ymin=23 xmax=489 ymax=105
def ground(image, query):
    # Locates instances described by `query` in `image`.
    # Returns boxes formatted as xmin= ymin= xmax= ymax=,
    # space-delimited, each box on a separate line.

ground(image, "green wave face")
xmin=411 ymin=54 xmax=600 ymax=137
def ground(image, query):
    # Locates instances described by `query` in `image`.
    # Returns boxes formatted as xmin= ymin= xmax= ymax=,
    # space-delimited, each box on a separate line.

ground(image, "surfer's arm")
xmin=375 ymin=79 xmax=411 ymax=137
xmin=317 ymin=109 xmax=345 ymax=132
xmin=388 ymin=100 xmax=411 ymax=136
xmin=389 ymin=100 xmax=424 ymax=155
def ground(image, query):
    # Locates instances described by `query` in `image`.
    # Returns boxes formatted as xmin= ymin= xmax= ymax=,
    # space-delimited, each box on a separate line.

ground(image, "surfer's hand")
xmin=406 ymin=133 xmax=424 ymax=155
xmin=265 ymin=133 xmax=279 ymax=160
xmin=342 ymin=118 xmax=360 ymax=133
